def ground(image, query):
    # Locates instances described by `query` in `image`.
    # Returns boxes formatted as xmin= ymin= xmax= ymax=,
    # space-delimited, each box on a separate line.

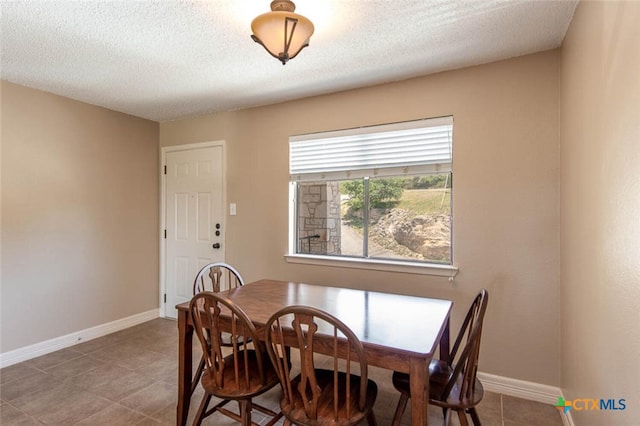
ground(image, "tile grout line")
xmin=2 ymin=399 xmax=46 ymax=425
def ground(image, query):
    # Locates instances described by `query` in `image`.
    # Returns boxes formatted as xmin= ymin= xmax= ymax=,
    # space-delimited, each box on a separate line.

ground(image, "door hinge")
xmin=164 ymin=229 xmax=167 ymax=239
xmin=164 ymin=294 xmax=167 ymax=303
xmin=164 ymin=165 xmax=167 ymax=174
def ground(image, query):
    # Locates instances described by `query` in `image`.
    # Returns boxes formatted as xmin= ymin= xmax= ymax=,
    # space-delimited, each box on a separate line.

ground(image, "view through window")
xmin=290 ymin=117 xmax=453 ymax=265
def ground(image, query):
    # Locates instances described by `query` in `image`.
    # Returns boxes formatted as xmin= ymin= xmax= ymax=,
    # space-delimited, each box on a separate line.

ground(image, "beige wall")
xmin=1 ymin=81 xmax=160 ymax=352
xmin=161 ymin=51 xmax=561 ymax=386
xmin=560 ymin=1 xmax=640 ymax=423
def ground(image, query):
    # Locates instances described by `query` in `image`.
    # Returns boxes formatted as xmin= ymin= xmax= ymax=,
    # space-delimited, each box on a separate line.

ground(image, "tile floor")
xmin=1 ymin=319 xmax=564 ymax=425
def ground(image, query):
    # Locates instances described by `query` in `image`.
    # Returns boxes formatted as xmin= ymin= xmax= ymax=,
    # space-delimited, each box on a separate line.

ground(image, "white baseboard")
xmin=478 ymin=372 xmax=574 ymax=425
xmin=0 ymin=309 xmax=159 ymax=368
xmin=478 ymin=371 xmax=561 ymax=404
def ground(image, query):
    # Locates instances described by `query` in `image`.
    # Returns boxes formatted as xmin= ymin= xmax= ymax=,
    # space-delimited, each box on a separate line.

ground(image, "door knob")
xmin=212 ymin=243 xmax=221 ymax=249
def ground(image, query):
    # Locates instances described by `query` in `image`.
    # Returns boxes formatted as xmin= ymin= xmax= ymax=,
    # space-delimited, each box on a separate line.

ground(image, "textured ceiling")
xmin=0 ymin=0 xmax=577 ymax=122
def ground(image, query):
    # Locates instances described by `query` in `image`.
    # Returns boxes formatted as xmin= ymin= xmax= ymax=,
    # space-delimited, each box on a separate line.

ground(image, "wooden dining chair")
xmin=189 ymin=291 xmax=282 ymax=426
xmin=191 ymin=262 xmax=246 ymax=395
xmin=391 ymin=289 xmax=489 ymax=426
xmin=264 ymin=305 xmax=378 ymax=426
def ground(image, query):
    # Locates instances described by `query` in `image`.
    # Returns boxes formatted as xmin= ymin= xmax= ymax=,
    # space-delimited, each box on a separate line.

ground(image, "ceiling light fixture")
xmin=251 ymin=0 xmax=314 ymax=65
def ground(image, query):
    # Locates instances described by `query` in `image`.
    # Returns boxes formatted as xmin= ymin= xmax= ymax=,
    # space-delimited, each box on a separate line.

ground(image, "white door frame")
xmin=159 ymin=140 xmax=227 ymax=317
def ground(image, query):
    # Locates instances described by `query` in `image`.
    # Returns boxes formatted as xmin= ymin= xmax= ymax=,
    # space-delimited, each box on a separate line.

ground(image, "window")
xmin=287 ymin=116 xmax=455 ymax=273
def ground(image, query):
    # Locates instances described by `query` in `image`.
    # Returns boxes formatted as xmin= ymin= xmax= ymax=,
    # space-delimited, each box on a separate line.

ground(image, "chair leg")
xmin=468 ymin=407 xmax=481 ymax=425
xmin=239 ymin=399 xmax=251 ymax=426
xmin=457 ymin=409 xmax=470 ymax=426
xmin=191 ymin=355 xmax=206 ymax=395
xmin=391 ymin=393 xmax=409 ymax=426
xmin=443 ymin=408 xmax=452 ymax=426
xmin=366 ymin=409 xmax=378 ymax=426
xmin=194 ymin=393 xmax=212 ymax=426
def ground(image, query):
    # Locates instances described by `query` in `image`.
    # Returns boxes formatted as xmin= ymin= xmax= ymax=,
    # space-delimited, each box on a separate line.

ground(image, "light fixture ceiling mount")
xmin=251 ymin=0 xmax=315 ymax=65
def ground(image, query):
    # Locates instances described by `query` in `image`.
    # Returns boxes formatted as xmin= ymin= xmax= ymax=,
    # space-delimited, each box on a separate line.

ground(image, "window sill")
xmin=284 ymin=254 xmax=458 ymax=279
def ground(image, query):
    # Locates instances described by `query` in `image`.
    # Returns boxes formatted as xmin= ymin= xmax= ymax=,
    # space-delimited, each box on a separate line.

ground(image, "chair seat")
xmin=281 ymin=369 xmax=378 ymax=426
xmin=219 ymin=332 xmax=250 ymax=347
xmin=392 ymin=359 xmax=484 ymax=410
xmin=201 ymin=350 xmax=279 ymax=400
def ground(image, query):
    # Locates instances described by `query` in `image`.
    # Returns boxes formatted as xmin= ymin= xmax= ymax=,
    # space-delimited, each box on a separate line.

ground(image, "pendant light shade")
xmin=251 ymin=0 xmax=314 ymax=65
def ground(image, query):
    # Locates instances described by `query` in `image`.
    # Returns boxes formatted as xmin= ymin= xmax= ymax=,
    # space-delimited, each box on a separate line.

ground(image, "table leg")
xmin=177 ymin=309 xmax=193 ymax=426
xmin=409 ymin=357 xmax=429 ymax=425
xmin=440 ymin=317 xmax=450 ymax=360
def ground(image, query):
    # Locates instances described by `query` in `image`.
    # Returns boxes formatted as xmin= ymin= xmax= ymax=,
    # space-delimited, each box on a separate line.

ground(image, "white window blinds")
xmin=289 ymin=116 xmax=453 ymax=182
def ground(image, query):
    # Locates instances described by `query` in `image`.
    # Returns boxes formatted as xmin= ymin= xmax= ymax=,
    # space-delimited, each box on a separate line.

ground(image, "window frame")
xmin=286 ymin=117 xmax=458 ymax=279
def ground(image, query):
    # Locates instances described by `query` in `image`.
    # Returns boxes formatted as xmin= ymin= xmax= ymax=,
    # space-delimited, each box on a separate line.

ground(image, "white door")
xmin=164 ymin=145 xmax=224 ymax=318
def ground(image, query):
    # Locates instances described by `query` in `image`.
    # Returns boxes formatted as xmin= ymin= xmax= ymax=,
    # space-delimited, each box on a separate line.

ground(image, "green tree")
xmin=342 ymin=178 xmax=404 ymax=212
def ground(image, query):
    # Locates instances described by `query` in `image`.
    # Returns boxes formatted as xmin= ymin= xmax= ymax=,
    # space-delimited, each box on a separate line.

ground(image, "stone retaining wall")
xmin=297 ymin=182 xmax=341 ymax=254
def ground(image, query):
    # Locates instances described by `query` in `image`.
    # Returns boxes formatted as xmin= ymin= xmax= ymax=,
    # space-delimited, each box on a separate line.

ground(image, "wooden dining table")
xmin=176 ymin=279 xmax=452 ymax=426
